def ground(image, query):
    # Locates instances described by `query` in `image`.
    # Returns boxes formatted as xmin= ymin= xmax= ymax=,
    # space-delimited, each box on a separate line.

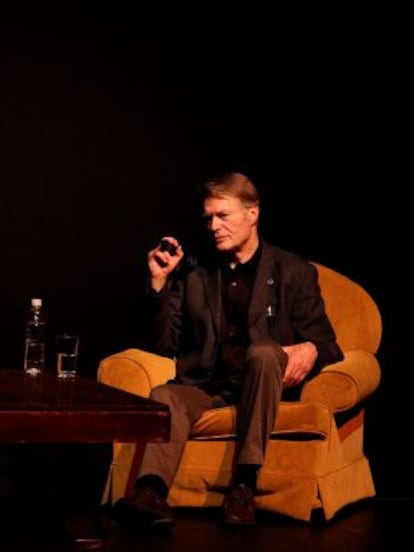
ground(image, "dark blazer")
xmin=147 ymin=239 xmax=343 ymax=387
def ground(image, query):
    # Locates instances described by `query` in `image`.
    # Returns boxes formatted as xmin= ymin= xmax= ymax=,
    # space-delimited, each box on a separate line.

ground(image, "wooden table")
xmin=0 ymin=369 xmax=170 ymax=549
xmin=0 ymin=369 xmax=170 ymax=444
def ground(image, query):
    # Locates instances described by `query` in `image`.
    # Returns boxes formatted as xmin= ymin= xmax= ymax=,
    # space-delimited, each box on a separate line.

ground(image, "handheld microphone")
xmin=159 ymin=239 xmax=178 ymax=256
xmin=158 ymin=239 xmax=197 ymax=272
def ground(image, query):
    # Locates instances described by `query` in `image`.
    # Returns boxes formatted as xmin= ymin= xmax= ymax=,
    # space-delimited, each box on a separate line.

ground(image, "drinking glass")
xmin=56 ymin=333 xmax=79 ymax=379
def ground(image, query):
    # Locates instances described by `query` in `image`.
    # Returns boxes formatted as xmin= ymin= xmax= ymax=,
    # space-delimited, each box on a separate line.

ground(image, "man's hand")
xmin=148 ymin=236 xmax=184 ymax=292
xmin=281 ymin=342 xmax=318 ymax=388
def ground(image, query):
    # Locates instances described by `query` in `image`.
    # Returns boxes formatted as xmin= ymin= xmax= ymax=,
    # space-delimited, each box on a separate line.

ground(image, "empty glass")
xmin=56 ymin=333 xmax=79 ymax=379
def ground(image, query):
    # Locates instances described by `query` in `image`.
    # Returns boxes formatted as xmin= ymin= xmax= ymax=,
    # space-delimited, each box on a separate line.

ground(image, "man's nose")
xmin=209 ymin=216 xmax=220 ymax=231
xmin=209 ymin=217 xmax=217 ymax=232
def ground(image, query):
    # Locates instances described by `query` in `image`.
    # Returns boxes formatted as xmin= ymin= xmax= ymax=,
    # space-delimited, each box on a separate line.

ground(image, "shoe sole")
xmin=222 ymin=518 xmax=256 ymax=526
xmin=151 ymin=518 xmax=175 ymax=529
xmin=113 ymin=502 xmax=174 ymax=530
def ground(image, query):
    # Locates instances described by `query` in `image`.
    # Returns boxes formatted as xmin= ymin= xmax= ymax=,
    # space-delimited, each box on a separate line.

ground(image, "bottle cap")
xmin=31 ymin=298 xmax=42 ymax=307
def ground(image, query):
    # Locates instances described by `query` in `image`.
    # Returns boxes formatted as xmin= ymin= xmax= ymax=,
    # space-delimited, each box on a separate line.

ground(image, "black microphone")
xmin=159 ymin=239 xmax=178 ymax=256
xmin=159 ymin=239 xmax=197 ymax=272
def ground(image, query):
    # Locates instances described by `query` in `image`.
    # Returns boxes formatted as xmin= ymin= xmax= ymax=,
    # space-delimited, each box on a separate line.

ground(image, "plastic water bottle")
xmin=24 ymin=298 xmax=46 ymax=375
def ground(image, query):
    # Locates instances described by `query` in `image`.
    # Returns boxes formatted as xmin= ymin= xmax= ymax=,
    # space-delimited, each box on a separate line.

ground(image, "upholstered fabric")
xmin=313 ymin=263 xmax=381 ymax=354
xmin=98 ymin=262 xmax=381 ymax=521
xmin=190 ymin=401 xmax=331 ymax=440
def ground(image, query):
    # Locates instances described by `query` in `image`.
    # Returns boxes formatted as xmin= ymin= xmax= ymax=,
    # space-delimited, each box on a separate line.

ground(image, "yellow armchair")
xmin=98 ymin=263 xmax=381 ymax=521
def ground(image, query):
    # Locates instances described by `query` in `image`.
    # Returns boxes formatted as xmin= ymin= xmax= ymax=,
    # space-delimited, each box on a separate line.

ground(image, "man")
xmin=115 ymin=172 xmax=343 ymax=528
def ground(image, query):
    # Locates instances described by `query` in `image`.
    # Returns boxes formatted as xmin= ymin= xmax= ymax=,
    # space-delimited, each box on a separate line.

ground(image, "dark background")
xmin=0 ymin=6 xmax=408 ymax=503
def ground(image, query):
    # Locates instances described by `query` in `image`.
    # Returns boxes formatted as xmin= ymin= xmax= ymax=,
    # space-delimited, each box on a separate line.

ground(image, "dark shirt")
xmin=213 ymin=245 xmax=261 ymax=396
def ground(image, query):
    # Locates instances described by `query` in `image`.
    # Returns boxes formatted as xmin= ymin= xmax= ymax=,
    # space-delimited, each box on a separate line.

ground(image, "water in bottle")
xmin=24 ymin=297 xmax=46 ymax=376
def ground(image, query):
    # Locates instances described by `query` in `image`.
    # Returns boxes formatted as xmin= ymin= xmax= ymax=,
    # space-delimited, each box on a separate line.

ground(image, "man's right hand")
xmin=148 ymin=236 xmax=184 ymax=292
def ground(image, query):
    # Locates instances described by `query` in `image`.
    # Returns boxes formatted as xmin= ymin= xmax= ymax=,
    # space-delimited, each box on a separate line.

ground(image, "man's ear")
xmin=249 ymin=205 xmax=260 ymax=225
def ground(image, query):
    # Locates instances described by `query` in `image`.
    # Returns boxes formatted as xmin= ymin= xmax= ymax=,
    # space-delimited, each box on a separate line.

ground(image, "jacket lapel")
xmin=203 ymin=266 xmax=222 ymax=337
xmin=248 ymin=241 xmax=280 ymax=329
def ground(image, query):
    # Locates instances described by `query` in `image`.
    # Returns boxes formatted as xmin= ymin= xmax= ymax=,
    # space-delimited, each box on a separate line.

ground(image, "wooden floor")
xmin=0 ymin=445 xmax=409 ymax=551
xmin=0 ymin=497 xmax=410 ymax=551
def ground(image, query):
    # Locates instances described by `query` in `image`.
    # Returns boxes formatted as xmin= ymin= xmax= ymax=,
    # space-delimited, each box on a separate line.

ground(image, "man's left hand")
xmin=281 ymin=342 xmax=318 ymax=388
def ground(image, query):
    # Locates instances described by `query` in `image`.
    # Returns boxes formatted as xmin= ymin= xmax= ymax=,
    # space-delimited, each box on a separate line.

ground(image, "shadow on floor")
xmin=0 ymin=445 xmax=411 ymax=551
xmin=0 ymin=498 xmax=411 ymax=552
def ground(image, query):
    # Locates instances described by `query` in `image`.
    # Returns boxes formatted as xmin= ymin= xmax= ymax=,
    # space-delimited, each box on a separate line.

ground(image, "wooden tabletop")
xmin=0 ymin=369 xmax=170 ymax=444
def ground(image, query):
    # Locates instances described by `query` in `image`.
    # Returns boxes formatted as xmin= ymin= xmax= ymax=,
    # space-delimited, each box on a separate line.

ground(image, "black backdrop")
xmin=0 ymin=7 xmax=407 ymax=502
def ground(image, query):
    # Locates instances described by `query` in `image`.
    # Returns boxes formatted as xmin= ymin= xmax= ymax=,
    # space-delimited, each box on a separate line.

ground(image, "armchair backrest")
xmin=312 ymin=263 xmax=382 ymax=354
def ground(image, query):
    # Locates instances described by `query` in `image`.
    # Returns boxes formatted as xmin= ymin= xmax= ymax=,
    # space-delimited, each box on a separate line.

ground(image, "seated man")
xmin=115 ymin=171 xmax=343 ymax=528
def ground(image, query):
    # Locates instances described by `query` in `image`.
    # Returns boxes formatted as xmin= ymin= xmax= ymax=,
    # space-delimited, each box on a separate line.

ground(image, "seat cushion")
xmin=190 ymin=401 xmax=331 ymax=440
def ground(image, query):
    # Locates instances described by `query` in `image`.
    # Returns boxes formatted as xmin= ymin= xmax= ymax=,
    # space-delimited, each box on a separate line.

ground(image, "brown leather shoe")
xmin=114 ymin=486 xmax=174 ymax=529
xmin=222 ymin=484 xmax=256 ymax=526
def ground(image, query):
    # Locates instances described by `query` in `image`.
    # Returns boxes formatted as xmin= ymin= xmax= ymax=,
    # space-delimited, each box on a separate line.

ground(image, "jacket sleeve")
xmin=291 ymin=261 xmax=344 ymax=369
xmin=145 ymin=275 xmax=185 ymax=359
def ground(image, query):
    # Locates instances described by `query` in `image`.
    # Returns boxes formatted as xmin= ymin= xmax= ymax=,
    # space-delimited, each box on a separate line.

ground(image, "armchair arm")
xmin=97 ymin=348 xmax=176 ymax=398
xmin=300 ymin=350 xmax=381 ymax=412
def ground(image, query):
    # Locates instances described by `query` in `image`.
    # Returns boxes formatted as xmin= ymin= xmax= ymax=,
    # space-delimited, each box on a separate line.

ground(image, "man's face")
xmin=202 ymin=195 xmax=259 ymax=253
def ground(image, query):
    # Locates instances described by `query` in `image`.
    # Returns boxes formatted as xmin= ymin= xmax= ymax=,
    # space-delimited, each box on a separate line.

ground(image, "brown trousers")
xmin=138 ymin=339 xmax=287 ymax=488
